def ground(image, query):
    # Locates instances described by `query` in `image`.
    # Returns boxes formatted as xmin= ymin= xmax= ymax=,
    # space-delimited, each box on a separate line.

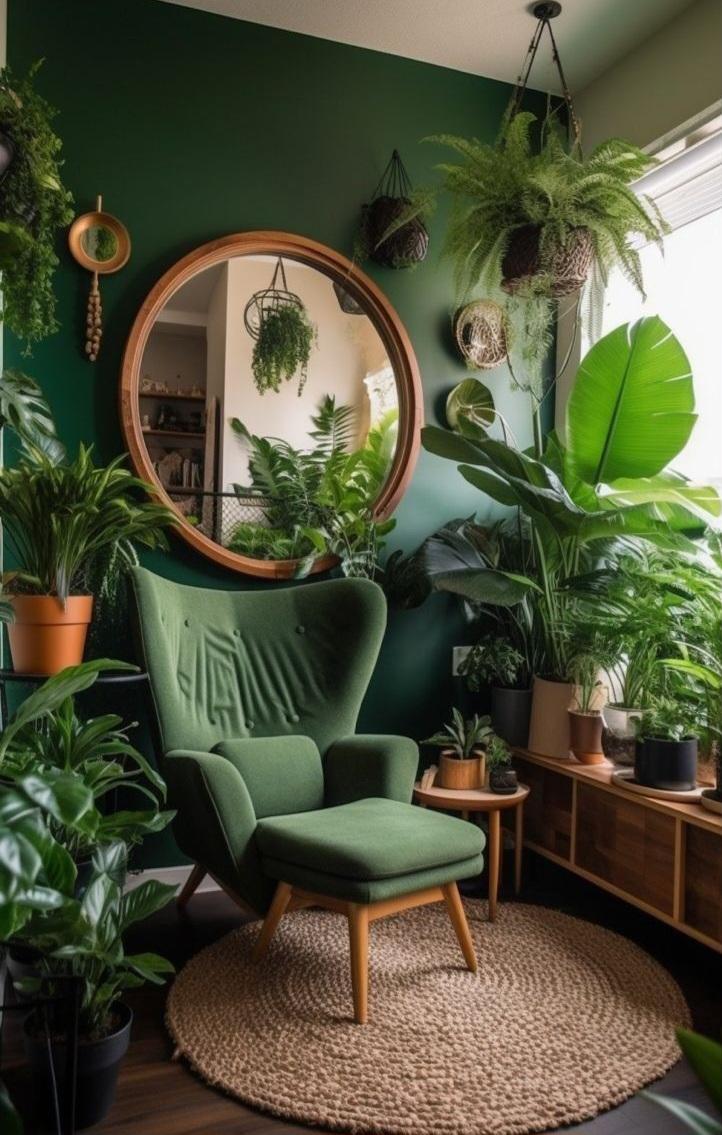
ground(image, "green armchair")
xmin=131 ymin=568 xmax=484 ymax=1022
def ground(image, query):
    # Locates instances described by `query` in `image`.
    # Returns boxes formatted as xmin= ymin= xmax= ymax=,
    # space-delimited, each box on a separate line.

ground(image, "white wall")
xmin=220 ymin=257 xmax=385 ymax=489
xmin=576 ymin=0 xmax=722 ymax=151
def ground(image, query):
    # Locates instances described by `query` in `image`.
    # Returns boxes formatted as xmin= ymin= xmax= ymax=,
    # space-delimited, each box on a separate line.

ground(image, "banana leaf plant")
xmin=420 ymin=317 xmax=720 ymax=680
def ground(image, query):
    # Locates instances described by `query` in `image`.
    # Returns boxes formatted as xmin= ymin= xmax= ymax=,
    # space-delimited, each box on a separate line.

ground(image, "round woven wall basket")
xmin=454 ymin=300 xmax=508 ymax=369
xmin=501 ymin=224 xmax=594 ymax=298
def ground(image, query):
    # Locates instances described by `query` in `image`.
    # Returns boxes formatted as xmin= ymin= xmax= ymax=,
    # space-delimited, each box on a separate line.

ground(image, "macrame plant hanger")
xmin=505 ymin=2 xmax=581 ymax=149
xmin=243 ymin=255 xmax=303 ymax=340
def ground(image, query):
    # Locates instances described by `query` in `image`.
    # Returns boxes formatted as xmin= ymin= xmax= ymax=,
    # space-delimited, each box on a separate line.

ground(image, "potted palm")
xmin=0 ymin=444 xmax=174 ymax=673
xmin=424 ymin=708 xmax=493 ymax=790
xmin=634 ymin=700 xmax=699 ymax=792
xmin=459 ymin=636 xmax=532 ymax=749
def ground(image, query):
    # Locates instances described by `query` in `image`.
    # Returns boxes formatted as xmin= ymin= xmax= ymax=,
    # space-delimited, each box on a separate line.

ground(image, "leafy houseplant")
xmin=424 ymin=708 xmax=493 ymax=790
xmin=252 ymin=303 xmax=315 ymax=396
xmin=0 ymin=62 xmax=74 ymax=351
xmin=229 ymin=396 xmax=397 ymax=579
xmin=642 ymin=1027 xmax=722 ymax=1133
xmin=0 ymin=663 xmax=176 ymax=1129
xmin=0 ymin=444 xmax=175 ymax=673
xmin=634 ymin=700 xmax=699 ymax=792
xmin=460 ymin=635 xmax=532 ymax=751
xmin=484 ymin=733 xmax=518 ymax=795
xmin=566 ymin=639 xmax=611 ymax=765
xmin=412 ymin=111 xmax=666 ymax=377
xmin=420 ymin=316 xmax=718 ymax=759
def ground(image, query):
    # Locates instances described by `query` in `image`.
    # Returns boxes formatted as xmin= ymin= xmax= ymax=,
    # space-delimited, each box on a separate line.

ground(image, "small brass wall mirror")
xmin=68 ymin=195 xmax=131 ymax=361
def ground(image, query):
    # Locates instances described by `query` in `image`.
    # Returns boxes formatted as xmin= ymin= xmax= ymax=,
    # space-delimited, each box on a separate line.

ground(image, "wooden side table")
xmin=413 ymin=774 xmax=530 ymax=921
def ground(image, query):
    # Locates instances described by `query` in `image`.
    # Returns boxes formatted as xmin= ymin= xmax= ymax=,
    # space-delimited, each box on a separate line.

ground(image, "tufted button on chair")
xmin=131 ymin=568 xmax=484 ymax=1023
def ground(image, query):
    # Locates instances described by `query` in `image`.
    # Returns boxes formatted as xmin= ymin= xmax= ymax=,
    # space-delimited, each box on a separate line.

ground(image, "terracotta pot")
xmin=528 ymin=676 xmax=574 ymax=760
xmin=438 ymin=750 xmax=485 ymax=790
xmin=7 ymin=595 xmax=94 ymax=675
xmin=568 ymin=710 xmax=605 ymax=765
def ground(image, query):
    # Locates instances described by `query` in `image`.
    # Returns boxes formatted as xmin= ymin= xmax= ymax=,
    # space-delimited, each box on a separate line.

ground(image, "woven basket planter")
xmin=454 ymin=300 xmax=508 ymax=369
xmin=362 ymin=195 xmax=429 ymax=269
xmin=501 ymin=224 xmax=593 ymax=298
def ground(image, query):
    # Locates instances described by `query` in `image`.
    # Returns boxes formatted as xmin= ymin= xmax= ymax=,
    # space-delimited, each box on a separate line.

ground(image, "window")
xmin=584 ymin=113 xmax=722 ymax=491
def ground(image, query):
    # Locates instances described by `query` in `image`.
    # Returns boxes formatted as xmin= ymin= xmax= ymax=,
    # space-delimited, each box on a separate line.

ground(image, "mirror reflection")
xmin=138 ymin=254 xmax=399 ymax=563
xmin=80 ymin=224 xmax=119 ymax=263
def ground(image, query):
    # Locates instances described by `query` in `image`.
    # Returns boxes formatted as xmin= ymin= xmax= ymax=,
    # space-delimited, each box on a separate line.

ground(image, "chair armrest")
xmin=323 ymin=735 xmax=419 ymax=806
xmin=164 ymin=749 xmax=274 ymax=915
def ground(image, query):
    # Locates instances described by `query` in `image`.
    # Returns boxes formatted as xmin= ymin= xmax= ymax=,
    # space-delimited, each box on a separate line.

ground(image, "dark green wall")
xmin=7 ymin=0 xmax=540 ymax=865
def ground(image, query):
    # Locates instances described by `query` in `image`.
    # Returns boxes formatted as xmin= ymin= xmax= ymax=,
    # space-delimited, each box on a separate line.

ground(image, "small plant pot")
xmin=491 ymin=686 xmax=532 ymax=749
xmin=23 ymin=1001 xmax=132 ymax=1130
xmin=489 ymin=766 xmax=518 ymax=795
xmin=568 ymin=710 xmax=605 ymax=765
xmin=7 ymin=595 xmax=93 ymax=675
xmin=700 ymin=788 xmax=722 ymax=815
xmin=601 ymin=704 xmax=642 ymax=766
xmin=501 ymin=224 xmax=594 ymax=297
xmin=438 ymin=750 xmax=484 ymax=790
xmin=528 ymin=677 xmax=574 ymax=760
xmin=634 ymin=737 xmax=698 ymax=792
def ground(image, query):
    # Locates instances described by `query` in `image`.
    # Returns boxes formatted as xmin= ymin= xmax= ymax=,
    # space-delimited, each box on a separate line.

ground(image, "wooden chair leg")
xmin=252 ymin=881 xmax=293 ymax=962
xmin=177 ymin=864 xmax=206 ymax=911
xmin=442 ymin=882 xmax=478 ymax=973
xmin=348 ymin=904 xmax=369 ymax=1024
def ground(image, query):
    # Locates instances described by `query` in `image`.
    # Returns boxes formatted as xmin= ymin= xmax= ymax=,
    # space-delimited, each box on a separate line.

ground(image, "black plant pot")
xmin=0 ymin=130 xmax=15 ymax=181
xmin=24 ymin=1001 xmax=132 ymax=1130
xmin=634 ymin=737 xmax=698 ymax=792
xmin=491 ymin=687 xmax=532 ymax=749
xmin=489 ymin=765 xmax=519 ymax=795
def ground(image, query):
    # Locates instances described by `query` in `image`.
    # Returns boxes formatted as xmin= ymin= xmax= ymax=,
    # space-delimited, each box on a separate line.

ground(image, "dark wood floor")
xmin=3 ymin=852 xmax=720 ymax=1135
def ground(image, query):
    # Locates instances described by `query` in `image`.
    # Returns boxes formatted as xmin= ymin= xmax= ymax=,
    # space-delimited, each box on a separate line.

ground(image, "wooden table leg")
xmin=514 ymin=801 xmax=524 ymax=895
xmin=488 ymin=808 xmax=500 ymax=921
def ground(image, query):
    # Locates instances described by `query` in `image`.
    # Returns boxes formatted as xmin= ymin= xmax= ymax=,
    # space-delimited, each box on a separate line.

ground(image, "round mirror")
xmin=120 ymin=232 xmax=422 ymax=578
xmin=68 ymin=208 xmax=130 ymax=275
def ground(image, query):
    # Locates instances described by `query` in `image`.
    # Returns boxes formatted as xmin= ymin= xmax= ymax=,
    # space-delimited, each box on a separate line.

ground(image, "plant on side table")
xmin=423 ymin=708 xmax=493 ymax=790
xmin=459 ymin=635 xmax=532 ymax=750
xmin=484 ymin=733 xmax=519 ymax=795
xmin=0 ymin=444 xmax=175 ymax=674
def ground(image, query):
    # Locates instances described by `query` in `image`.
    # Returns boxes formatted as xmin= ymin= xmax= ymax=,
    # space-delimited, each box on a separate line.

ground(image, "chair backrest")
xmin=130 ymin=568 xmax=387 ymax=757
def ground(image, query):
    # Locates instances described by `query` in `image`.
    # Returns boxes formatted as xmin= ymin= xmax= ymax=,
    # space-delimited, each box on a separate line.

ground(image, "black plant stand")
xmin=0 ymin=668 xmax=150 ymax=729
xmin=0 ymin=955 xmax=82 ymax=1135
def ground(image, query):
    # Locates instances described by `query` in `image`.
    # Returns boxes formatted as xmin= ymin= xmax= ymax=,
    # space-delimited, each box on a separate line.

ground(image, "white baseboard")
xmin=124 ymin=863 xmax=220 ymax=894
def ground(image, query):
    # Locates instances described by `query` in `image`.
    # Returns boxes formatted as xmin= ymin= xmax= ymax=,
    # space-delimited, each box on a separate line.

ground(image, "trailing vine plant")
xmin=0 ymin=61 xmax=74 ymax=351
xmin=251 ymin=304 xmax=316 ymax=396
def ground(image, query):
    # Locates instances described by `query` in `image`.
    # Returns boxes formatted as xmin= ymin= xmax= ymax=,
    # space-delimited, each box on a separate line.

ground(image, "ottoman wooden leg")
xmin=348 ymin=904 xmax=369 ymax=1024
xmin=442 ymin=882 xmax=478 ymax=973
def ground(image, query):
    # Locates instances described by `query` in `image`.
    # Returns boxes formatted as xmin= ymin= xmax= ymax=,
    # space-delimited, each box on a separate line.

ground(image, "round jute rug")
xmin=166 ymin=900 xmax=689 ymax=1135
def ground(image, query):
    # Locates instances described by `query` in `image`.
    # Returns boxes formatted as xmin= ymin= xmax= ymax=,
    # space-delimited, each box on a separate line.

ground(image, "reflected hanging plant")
xmin=244 ymin=257 xmax=316 ymax=395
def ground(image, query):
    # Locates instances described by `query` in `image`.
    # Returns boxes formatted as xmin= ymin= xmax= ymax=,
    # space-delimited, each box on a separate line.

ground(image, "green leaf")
xmin=433 ymin=568 xmax=539 ymax=606
xmin=0 ymin=1080 xmax=23 ymax=1135
xmin=677 ymin=1029 xmax=722 ymax=1113
xmin=125 ymin=951 xmax=175 ymax=984
xmin=121 ymin=881 xmax=177 ymax=931
xmin=17 ymin=771 xmax=94 ymax=827
xmin=641 ymin=1091 xmax=722 ymax=1134
xmin=567 ymin=317 xmax=696 ymax=485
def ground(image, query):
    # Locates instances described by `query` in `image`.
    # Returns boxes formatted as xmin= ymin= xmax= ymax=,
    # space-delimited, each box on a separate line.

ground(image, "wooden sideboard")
xmin=512 ymin=749 xmax=722 ymax=954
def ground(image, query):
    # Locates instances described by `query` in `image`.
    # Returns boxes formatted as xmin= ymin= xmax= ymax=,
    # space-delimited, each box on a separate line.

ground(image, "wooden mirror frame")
xmin=120 ymin=231 xmax=423 ymax=578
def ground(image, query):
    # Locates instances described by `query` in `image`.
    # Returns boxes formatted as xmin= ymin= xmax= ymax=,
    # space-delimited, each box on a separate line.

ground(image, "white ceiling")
xmin=158 ymin=0 xmax=695 ymax=91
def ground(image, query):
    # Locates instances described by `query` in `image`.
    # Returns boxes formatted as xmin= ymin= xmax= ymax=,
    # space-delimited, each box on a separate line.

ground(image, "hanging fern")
xmin=251 ymin=304 xmax=315 ymax=396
